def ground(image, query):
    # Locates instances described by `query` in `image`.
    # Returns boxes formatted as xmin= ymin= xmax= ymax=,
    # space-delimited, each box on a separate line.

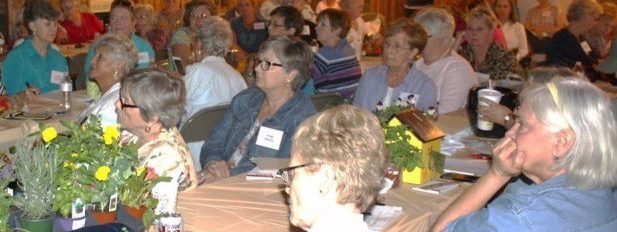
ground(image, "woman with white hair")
xmin=183 ymin=16 xmax=248 ymax=168
xmin=413 ymin=7 xmax=478 ymax=114
xmin=431 ymin=76 xmax=617 ymax=231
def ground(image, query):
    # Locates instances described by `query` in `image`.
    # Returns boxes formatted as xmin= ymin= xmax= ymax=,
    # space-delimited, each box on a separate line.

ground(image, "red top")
xmin=60 ymin=13 xmax=104 ymax=44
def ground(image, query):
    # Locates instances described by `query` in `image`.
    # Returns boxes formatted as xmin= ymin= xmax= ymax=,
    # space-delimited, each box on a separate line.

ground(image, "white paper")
xmin=365 ymin=205 xmax=403 ymax=232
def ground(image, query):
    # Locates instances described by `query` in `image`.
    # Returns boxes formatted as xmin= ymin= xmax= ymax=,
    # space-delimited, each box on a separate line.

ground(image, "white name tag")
xmin=50 ymin=70 xmax=66 ymax=84
xmin=255 ymin=126 xmax=284 ymax=151
xmin=580 ymin=41 xmax=592 ymax=54
xmin=138 ymin=52 xmax=150 ymax=64
xmin=541 ymin=10 xmax=551 ymax=17
xmin=253 ymin=22 xmax=266 ymax=30
xmin=302 ymin=25 xmax=310 ymax=35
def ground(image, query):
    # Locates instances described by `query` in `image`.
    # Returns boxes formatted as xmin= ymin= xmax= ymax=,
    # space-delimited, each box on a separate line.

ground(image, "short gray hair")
xmin=258 ymin=36 xmax=313 ymax=91
xmin=120 ymin=68 xmax=186 ymax=129
xmin=134 ymin=4 xmax=156 ymax=24
xmin=520 ymin=77 xmax=617 ymax=190
xmin=413 ymin=7 xmax=455 ymax=38
xmin=196 ymin=16 xmax=233 ymax=57
xmin=94 ymin=33 xmax=139 ymax=75
xmin=567 ymin=0 xmax=602 ymax=22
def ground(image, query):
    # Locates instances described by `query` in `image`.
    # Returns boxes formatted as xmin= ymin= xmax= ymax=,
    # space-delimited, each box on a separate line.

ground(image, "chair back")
xmin=311 ymin=93 xmax=345 ymax=112
xmin=180 ymin=104 xmax=229 ymax=143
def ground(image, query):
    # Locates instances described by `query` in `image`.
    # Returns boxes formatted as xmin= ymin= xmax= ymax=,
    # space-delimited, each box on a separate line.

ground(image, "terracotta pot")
xmin=19 ymin=215 xmax=53 ymax=232
xmin=91 ymin=210 xmax=117 ymax=225
xmin=124 ymin=205 xmax=147 ymax=219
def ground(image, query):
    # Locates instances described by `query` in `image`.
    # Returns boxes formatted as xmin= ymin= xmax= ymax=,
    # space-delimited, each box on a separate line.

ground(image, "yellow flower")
xmin=136 ymin=166 xmax=146 ymax=176
xmin=41 ymin=127 xmax=58 ymax=143
xmin=71 ymin=153 xmax=79 ymax=158
xmin=103 ymin=125 xmax=120 ymax=145
xmin=95 ymin=166 xmax=111 ymax=181
xmin=63 ymin=161 xmax=75 ymax=169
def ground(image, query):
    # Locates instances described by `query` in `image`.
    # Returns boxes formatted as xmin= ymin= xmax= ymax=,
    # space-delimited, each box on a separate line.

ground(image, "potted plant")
xmin=11 ymin=138 xmax=58 ymax=232
xmin=120 ymin=166 xmax=171 ymax=227
xmin=0 ymin=157 xmax=13 ymax=232
xmin=42 ymin=116 xmax=138 ymax=225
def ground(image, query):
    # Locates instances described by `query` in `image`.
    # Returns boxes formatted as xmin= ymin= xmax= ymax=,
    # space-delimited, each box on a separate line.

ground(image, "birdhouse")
xmin=387 ymin=109 xmax=445 ymax=184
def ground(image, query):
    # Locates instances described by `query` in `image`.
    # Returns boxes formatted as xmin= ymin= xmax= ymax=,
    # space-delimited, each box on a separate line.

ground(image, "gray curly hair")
xmin=196 ymin=16 xmax=233 ymax=57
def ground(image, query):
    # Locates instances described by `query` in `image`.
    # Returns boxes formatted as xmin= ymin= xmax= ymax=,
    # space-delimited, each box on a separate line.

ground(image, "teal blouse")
xmin=1 ymin=38 xmax=68 ymax=95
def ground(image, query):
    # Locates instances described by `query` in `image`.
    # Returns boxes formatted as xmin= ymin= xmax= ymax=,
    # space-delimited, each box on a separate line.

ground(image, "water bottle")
xmin=0 ymin=32 xmax=6 ymax=55
xmin=61 ymin=74 xmax=72 ymax=110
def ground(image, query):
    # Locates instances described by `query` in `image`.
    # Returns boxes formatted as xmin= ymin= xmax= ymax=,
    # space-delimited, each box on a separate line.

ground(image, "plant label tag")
xmin=50 ymin=70 xmax=66 ymax=84
xmin=109 ymin=193 xmax=118 ymax=212
xmin=5 ymin=188 xmax=13 ymax=196
xmin=255 ymin=126 xmax=284 ymax=151
xmin=72 ymin=198 xmax=85 ymax=219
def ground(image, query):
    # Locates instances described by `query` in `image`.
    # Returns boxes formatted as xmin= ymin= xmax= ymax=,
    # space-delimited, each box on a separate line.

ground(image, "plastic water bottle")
xmin=61 ymin=74 xmax=72 ymax=110
xmin=0 ymin=32 xmax=6 ymax=54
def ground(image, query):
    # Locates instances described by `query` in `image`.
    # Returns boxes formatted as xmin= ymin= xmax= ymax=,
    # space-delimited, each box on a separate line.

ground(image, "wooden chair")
xmin=311 ymin=93 xmax=345 ymax=112
xmin=180 ymin=104 xmax=229 ymax=143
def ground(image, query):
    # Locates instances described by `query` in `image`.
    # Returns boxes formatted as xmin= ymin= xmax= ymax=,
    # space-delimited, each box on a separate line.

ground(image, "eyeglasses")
xmin=276 ymin=163 xmax=321 ymax=185
xmin=191 ymin=13 xmax=209 ymax=19
xmin=257 ymin=59 xmax=284 ymax=71
xmin=383 ymin=41 xmax=412 ymax=51
xmin=119 ymin=95 xmax=139 ymax=109
xmin=267 ymin=21 xmax=285 ymax=28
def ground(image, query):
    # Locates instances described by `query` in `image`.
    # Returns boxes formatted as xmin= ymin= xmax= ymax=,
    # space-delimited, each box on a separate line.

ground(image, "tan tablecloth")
xmin=0 ymin=90 xmax=89 ymax=150
xmin=177 ymin=110 xmax=474 ymax=232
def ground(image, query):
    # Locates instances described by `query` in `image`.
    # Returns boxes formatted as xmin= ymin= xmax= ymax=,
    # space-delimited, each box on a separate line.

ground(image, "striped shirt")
xmin=312 ymin=38 xmax=362 ymax=98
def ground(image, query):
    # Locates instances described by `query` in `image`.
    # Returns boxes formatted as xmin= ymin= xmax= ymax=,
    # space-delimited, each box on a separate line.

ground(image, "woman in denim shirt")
xmin=432 ymin=76 xmax=617 ymax=232
xmin=200 ymin=36 xmax=316 ymax=181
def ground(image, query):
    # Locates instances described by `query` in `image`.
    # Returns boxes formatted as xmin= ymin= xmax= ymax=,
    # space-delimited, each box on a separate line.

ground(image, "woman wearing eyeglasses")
xmin=134 ymin=4 xmax=169 ymax=51
xmin=115 ymin=68 xmax=198 ymax=204
xmin=200 ymin=36 xmax=316 ymax=181
xmin=431 ymin=76 xmax=617 ymax=231
xmin=285 ymin=104 xmax=387 ymax=231
xmin=170 ymin=0 xmax=216 ymax=66
xmin=353 ymin=19 xmax=437 ymax=112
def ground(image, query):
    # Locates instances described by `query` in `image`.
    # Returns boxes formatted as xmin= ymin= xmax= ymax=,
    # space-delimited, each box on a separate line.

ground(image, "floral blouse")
xmin=136 ymin=127 xmax=198 ymax=192
xmin=460 ymin=42 xmax=523 ymax=80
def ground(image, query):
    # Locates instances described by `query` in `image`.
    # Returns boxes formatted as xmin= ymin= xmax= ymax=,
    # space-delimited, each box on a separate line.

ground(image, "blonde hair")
xmin=567 ymin=0 xmax=603 ymax=22
xmin=466 ymin=6 xmax=498 ymax=29
xmin=291 ymin=105 xmax=388 ymax=211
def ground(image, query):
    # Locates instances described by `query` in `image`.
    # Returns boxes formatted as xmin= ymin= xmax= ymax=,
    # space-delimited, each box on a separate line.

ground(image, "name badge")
xmin=50 ymin=70 xmax=67 ymax=84
xmin=138 ymin=52 xmax=150 ymax=64
xmin=580 ymin=41 xmax=592 ymax=54
xmin=255 ymin=126 xmax=284 ymax=151
xmin=302 ymin=25 xmax=311 ymax=35
xmin=253 ymin=22 xmax=266 ymax=30
xmin=541 ymin=10 xmax=551 ymax=17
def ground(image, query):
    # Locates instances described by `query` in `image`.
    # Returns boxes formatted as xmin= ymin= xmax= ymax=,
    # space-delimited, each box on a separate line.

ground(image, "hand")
xmin=477 ymin=98 xmax=512 ymax=126
xmin=205 ymin=160 xmax=231 ymax=180
xmin=490 ymin=136 xmax=524 ymax=178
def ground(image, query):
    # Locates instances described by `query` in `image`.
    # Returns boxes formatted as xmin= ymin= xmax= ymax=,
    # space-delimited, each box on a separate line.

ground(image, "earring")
xmin=113 ymin=70 xmax=119 ymax=80
xmin=145 ymin=125 xmax=151 ymax=133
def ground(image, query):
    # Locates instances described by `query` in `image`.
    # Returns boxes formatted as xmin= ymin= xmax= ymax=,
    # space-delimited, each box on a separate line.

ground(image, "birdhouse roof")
xmin=389 ymin=109 xmax=445 ymax=142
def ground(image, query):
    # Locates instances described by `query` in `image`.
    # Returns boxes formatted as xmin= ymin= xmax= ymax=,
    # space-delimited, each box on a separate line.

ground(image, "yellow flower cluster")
xmin=136 ymin=166 xmax=146 ymax=176
xmin=95 ymin=166 xmax=111 ymax=181
xmin=41 ymin=127 xmax=58 ymax=143
xmin=103 ymin=125 xmax=121 ymax=145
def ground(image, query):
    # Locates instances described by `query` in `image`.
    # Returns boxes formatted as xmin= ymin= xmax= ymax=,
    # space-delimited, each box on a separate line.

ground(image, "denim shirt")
xmin=447 ymin=175 xmax=617 ymax=232
xmin=200 ymin=88 xmax=317 ymax=176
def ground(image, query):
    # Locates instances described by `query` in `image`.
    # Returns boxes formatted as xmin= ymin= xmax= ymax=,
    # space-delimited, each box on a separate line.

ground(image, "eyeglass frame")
xmin=119 ymin=92 xmax=139 ymax=109
xmin=191 ymin=13 xmax=209 ymax=19
xmin=267 ymin=20 xmax=286 ymax=28
xmin=276 ymin=163 xmax=322 ymax=185
xmin=257 ymin=59 xmax=284 ymax=71
xmin=382 ymin=40 xmax=412 ymax=51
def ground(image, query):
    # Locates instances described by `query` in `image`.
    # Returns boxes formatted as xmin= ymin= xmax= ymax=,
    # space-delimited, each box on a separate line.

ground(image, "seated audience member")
xmin=84 ymin=0 xmax=155 ymax=98
xmin=525 ymin=0 xmax=566 ymax=39
xmin=478 ymin=67 xmax=576 ymax=129
xmin=462 ymin=0 xmax=508 ymax=49
xmin=201 ymin=37 xmax=316 ymax=180
xmin=2 ymin=0 xmax=68 ymax=96
xmin=316 ymin=0 xmax=341 ymax=14
xmin=282 ymin=0 xmax=316 ymax=23
xmin=268 ymin=6 xmax=316 ymax=95
xmin=413 ymin=7 xmax=478 ymax=114
xmin=459 ymin=7 xmax=522 ymax=80
xmin=582 ymin=2 xmax=617 ymax=61
xmin=598 ymin=36 xmax=617 ymax=80
xmin=431 ymin=76 xmax=617 ymax=232
xmin=259 ymin=0 xmax=282 ymax=20
xmin=134 ymin=4 xmax=169 ymax=51
xmin=80 ymin=34 xmax=138 ymax=127
xmin=340 ymin=0 xmax=366 ymax=59
xmin=312 ymin=9 xmax=362 ymax=98
xmin=545 ymin=0 xmax=602 ymax=82
xmin=183 ymin=16 xmax=248 ymax=169
xmin=157 ymin=0 xmax=184 ymax=36
xmin=56 ymin=0 xmax=104 ymax=44
xmin=232 ymin=0 xmax=269 ymax=55
xmin=285 ymin=104 xmax=387 ymax=231
xmin=171 ymin=0 xmax=216 ymax=66
xmin=353 ymin=19 xmax=438 ymax=112
xmin=493 ymin=0 xmax=529 ymax=60
xmin=117 ymin=68 xmax=198 ymax=207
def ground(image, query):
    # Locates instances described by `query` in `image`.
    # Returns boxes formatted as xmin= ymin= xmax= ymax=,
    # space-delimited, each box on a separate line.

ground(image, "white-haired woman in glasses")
xmin=200 ymin=36 xmax=316 ymax=181
xmin=431 ymin=76 xmax=617 ymax=231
